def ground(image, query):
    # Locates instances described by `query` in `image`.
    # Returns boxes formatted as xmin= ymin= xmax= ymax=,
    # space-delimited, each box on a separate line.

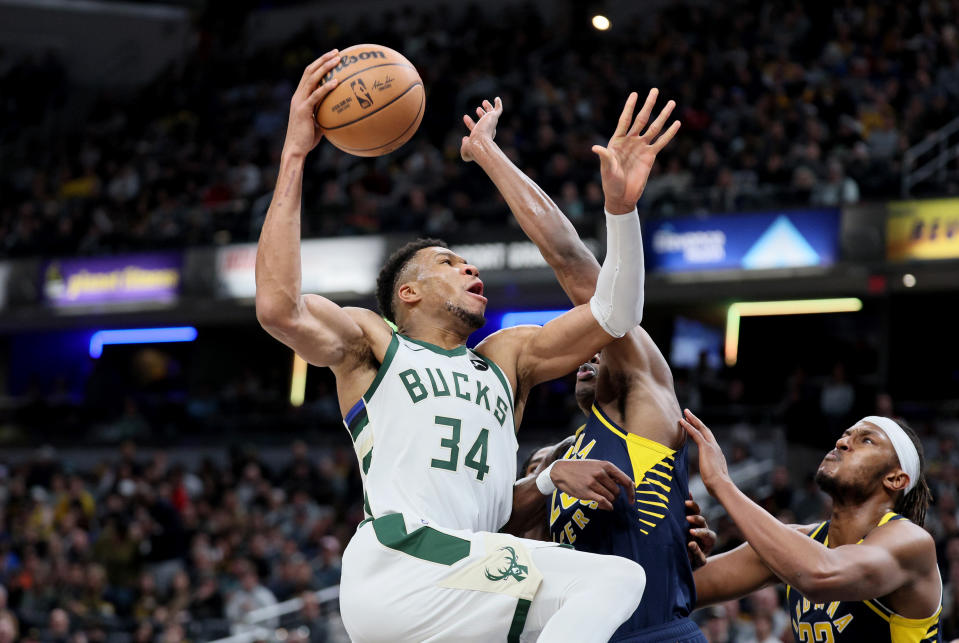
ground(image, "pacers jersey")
xmin=343 ymin=332 xmax=517 ymax=533
xmin=548 ymin=404 xmax=697 ymax=639
xmin=787 ymin=513 xmax=942 ymax=643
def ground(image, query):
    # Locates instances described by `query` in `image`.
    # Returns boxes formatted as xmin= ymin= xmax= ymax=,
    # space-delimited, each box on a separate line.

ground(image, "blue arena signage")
xmin=644 ymin=209 xmax=841 ymax=273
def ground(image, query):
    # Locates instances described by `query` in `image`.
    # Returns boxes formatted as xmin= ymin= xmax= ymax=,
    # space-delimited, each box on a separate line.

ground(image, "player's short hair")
xmin=375 ymin=238 xmax=447 ymax=324
xmin=892 ymin=419 xmax=933 ymax=526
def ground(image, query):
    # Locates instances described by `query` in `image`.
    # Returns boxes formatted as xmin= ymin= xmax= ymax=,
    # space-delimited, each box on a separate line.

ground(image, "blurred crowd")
xmin=0 ymin=440 xmax=358 ymax=642
xmin=3 ymin=0 xmax=959 ymax=257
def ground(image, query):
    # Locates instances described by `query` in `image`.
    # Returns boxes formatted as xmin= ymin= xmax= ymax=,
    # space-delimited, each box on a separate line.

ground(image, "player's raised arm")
xmin=255 ymin=51 xmax=381 ymax=368
xmin=462 ymin=91 xmax=679 ymax=307
xmin=681 ymin=409 xmax=938 ymax=604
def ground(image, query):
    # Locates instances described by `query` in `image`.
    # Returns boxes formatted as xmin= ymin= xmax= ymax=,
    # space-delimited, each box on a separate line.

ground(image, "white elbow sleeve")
xmin=589 ymin=208 xmax=645 ymax=338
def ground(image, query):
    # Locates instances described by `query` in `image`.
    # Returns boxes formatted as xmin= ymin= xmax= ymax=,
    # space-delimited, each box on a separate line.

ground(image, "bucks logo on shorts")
xmin=485 ymin=546 xmax=528 ymax=582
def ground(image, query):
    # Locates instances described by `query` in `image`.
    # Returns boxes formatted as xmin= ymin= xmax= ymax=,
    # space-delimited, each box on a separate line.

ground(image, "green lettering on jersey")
xmin=494 ymin=396 xmax=509 ymax=427
xmin=453 ymin=371 xmax=471 ymax=401
xmin=474 ymin=380 xmax=490 ymax=410
xmin=426 ymin=368 xmax=451 ymax=397
xmin=399 ymin=369 xmax=428 ymax=403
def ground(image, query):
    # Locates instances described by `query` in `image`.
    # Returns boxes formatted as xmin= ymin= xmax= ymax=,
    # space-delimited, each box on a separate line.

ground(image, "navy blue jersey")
xmin=548 ymin=404 xmax=700 ymax=641
xmin=787 ymin=513 xmax=942 ymax=643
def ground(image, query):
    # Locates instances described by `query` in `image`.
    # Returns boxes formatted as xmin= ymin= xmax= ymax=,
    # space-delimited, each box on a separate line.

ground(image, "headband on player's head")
xmin=861 ymin=416 xmax=920 ymax=493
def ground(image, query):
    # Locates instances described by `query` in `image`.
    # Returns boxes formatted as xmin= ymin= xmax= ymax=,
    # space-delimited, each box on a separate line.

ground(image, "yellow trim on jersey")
xmin=589 ymin=404 xmax=675 ymax=488
xmin=816 ymin=512 xmax=943 ymax=637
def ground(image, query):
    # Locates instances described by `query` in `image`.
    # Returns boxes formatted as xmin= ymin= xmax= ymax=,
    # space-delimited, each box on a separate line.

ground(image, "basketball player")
xmin=683 ymin=409 xmax=941 ymax=642
xmin=256 ymin=50 xmax=673 ymax=642
xmin=462 ymin=91 xmax=707 ymax=642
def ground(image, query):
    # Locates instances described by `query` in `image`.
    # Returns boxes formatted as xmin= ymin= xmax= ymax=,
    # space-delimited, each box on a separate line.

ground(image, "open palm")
xmin=594 ymin=89 xmax=681 ymax=214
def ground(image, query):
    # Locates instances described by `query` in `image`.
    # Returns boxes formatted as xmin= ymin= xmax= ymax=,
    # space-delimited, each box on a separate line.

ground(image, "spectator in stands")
xmin=225 ymin=559 xmax=278 ymax=634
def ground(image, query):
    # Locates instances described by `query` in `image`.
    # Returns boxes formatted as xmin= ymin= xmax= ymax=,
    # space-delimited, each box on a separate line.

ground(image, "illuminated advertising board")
xmin=216 ymin=236 xmax=385 ymax=298
xmin=43 ymin=253 xmax=182 ymax=307
xmin=644 ymin=209 xmax=841 ymax=273
xmin=887 ymin=198 xmax=959 ymax=261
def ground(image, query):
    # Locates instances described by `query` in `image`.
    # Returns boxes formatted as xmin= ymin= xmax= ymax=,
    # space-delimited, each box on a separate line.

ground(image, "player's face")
xmin=574 ymin=353 xmax=601 ymax=415
xmin=815 ymin=420 xmax=900 ymax=499
xmin=525 ymin=446 xmax=553 ymax=477
xmin=412 ymin=247 xmax=486 ymax=330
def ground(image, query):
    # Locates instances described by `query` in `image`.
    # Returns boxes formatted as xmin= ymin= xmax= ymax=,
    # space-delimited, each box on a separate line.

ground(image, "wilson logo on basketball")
xmin=322 ymin=49 xmax=386 ymax=82
xmin=351 ymin=78 xmax=374 ymax=109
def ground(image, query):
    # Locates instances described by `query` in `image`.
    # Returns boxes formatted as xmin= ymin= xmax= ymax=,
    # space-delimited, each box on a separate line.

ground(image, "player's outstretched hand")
xmin=679 ymin=409 xmax=732 ymax=495
xmin=593 ymin=89 xmax=681 ymax=214
xmin=550 ymin=459 xmax=635 ymax=511
xmin=461 ymin=97 xmax=503 ymax=162
xmin=284 ymin=49 xmax=342 ymax=158
xmin=685 ymin=495 xmax=717 ymax=570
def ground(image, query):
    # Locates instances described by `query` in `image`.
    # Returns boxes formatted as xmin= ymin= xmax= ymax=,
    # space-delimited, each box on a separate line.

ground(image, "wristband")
xmin=536 ymin=461 xmax=557 ymax=495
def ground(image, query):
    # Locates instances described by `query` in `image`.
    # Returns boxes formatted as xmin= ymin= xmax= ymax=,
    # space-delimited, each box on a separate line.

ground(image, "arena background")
xmin=1 ymin=0 xmax=959 ymax=641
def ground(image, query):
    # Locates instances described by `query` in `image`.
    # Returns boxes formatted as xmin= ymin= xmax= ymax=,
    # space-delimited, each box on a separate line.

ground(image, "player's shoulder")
xmin=867 ymin=515 xmax=937 ymax=570
xmin=474 ymin=325 xmax=538 ymax=359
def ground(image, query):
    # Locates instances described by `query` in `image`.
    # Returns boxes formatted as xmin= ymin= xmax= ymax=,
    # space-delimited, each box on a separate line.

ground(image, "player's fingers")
xmin=307 ymin=49 xmax=339 ymax=74
xmin=684 ymin=409 xmax=714 ymax=439
xmin=627 ymin=88 xmax=658 ymax=136
xmin=589 ymin=479 xmax=617 ymax=504
xmin=604 ymin=464 xmax=636 ymax=503
xmin=679 ymin=418 xmax=703 ymax=444
xmin=592 ymin=495 xmax=614 ymax=511
xmin=476 ymin=106 xmax=487 ymax=119
xmin=591 ymin=144 xmax=611 ymax=164
xmin=482 ymin=99 xmax=494 ymax=112
xmin=463 ymin=115 xmax=476 ymax=131
xmin=643 ymin=99 xmax=675 ymax=140
xmin=494 ymin=96 xmax=503 ymax=112
xmin=688 ymin=542 xmax=707 ymax=567
xmin=687 ymin=514 xmax=707 ymax=528
xmin=652 ymin=121 xmax=681 ymax=152
xmin=685 ymin=497 xmax=701 ymax=515
xmin=613 ymin=92 xmax=638 ymax=138
xmin=306 ymin=78 xmax=339 ymax=109
xmin=594 ymin=472 xmax=622 ymax=502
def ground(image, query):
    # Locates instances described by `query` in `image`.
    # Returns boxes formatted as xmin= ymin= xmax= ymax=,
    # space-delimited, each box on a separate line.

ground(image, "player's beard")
xmin=814 ymin=467 xmax=870 ymax=506
xmin=446 ymin=301 xmax=486 ymax=330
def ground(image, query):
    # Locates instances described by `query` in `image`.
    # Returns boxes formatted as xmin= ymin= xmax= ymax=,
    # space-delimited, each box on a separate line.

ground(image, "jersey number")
xmin=797 ymin=622 xmax=834 ymax=643
xmin=430 ymin=416 xmax=490 ymax=481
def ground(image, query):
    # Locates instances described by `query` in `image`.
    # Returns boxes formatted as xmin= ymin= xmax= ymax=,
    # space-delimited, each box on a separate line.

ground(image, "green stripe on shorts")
xmin=371 ymin=513 xmax=470 ymax=565
xmin=507 ymin=598 xmax=531 ymax=642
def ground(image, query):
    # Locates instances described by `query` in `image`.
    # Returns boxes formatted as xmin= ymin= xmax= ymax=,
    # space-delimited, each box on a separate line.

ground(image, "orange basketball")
xmin=316 ymin=44 xmax=425 ymax=157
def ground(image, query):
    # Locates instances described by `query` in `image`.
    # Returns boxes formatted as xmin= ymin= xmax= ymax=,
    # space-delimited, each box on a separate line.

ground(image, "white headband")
xmin=861 ymin=416 xmax=920 ymax=493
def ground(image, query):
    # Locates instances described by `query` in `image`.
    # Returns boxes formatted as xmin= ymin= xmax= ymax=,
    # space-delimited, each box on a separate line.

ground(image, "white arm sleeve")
xmin=588 ymin=207 xmax=645 ymax=338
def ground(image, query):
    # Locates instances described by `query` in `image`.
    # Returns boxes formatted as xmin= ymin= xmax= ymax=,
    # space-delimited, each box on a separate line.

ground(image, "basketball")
xmin=316 ymin=44 xmax=425 ymax=157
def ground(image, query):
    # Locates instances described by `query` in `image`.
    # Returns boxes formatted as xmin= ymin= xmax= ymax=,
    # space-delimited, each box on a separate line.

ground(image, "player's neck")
xmin=827 ymin=495 xmax=895 ymax=547
xmin=397 ymin=319 xmax=469 ymax=350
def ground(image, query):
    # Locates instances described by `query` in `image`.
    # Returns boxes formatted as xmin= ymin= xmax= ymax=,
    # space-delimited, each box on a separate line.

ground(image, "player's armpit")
xmin=693 ymin=542 xmax=778 ymax=608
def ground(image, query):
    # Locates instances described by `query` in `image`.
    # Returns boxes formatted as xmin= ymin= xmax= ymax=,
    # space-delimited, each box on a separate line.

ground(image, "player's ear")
xmin=883 ymin=468 xmax=909 ymax=494
xmin=397 ymin=281 xmax=421 ymax=307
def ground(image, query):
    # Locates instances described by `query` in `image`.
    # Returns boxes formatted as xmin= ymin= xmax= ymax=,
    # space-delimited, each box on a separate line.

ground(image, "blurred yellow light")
xmin=592 ymin=15 xmax=611 ymax=30
xmin=290 ymin=353 xmax=308 ymax=407
xmin=724 ymin=298 xmax=863 ymax=366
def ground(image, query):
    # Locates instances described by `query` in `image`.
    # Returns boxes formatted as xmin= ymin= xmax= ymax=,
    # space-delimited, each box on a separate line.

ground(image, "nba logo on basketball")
xmin=351 ymin=79 xmax=374 ymax=109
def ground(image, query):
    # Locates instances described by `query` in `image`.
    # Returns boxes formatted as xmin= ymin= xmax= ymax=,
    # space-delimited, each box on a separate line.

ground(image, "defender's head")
xmin=375 ymin=239 xmax=487 ymax=332
xmin=574 ymin=353 xmax=601 ymax=416
xmin=815 ymin=416 xmax=932 ymax=524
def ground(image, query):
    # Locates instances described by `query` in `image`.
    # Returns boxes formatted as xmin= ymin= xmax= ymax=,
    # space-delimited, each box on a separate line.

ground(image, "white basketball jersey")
xmin=343 ymin=332 xmax=518 ymax=533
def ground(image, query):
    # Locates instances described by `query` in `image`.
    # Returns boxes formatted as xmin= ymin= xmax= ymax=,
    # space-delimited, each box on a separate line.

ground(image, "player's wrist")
xmin=535 ymin=461 xmax=558 ymax=495
xmin=604 ymin=201 xmax=636 ymax=216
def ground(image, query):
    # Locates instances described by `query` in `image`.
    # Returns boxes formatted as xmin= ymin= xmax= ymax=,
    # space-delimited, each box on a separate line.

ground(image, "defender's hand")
xmin=284 ymin=50 xmax=342 ymax=158
xmin=680 ymin=409 xmax=732 ymax=495
xmin=593 ymin=89 xmax=681 ymax=214
xmin=461 ymin=97 xmax=503 ymax=162
xmin=550 ymin=459 xmax=635 ymax=511
xmin=685 ymin=496 xmax=717 ymax=569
